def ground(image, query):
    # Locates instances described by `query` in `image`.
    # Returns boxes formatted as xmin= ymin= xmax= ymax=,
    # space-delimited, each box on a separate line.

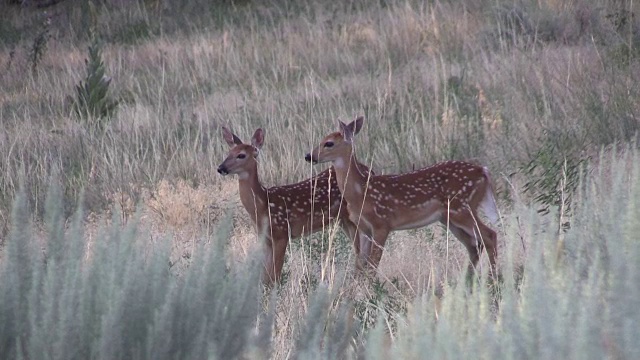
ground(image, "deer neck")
xmin=333 ymin=148 xmax=367 ymax=204
xmin=237 ymin=165 xmax=268 ymax=225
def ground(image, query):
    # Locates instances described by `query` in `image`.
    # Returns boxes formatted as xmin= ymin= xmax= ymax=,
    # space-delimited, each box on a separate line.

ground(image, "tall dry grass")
xmin=1 ymin=0 xmax=640 ymax=357
xmin=1 ymin=0 xmax=638 ymax=220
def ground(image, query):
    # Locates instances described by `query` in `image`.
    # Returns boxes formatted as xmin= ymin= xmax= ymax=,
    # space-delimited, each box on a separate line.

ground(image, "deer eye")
xmin=324 ymin=141 xmax=334 ymax=148
xmin=237 ymin=153 xmax=246 ymax=159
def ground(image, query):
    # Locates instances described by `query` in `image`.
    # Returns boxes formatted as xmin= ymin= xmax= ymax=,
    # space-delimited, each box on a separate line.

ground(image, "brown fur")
xmin=306 ymin=116 xmax=499 ymax=278
xmin=218 ymin=127 xmax=372 ymax=285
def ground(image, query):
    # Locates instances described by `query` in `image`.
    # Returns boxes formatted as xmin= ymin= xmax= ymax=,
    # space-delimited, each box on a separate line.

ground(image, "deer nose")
xmin=305 ymin=153 xmax=316 ymax=164
xmin=217 ymin=165 xmax=228 ymax=175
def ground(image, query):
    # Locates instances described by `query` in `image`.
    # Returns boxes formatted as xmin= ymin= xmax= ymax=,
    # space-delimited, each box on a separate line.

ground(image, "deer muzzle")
xmin=305 ymin=153 xmax=318 ymax=164
xmin=217 ymin=165 xmax=229 ymax=175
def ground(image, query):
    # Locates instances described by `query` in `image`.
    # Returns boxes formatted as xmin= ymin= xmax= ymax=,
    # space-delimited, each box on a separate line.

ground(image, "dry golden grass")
xmin=1 ymin=1 xmax=639 ymax=356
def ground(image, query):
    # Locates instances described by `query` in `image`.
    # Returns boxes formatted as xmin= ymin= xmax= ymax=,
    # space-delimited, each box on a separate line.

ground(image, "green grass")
xmin=1 ymin=0 xmax=640 ymax=358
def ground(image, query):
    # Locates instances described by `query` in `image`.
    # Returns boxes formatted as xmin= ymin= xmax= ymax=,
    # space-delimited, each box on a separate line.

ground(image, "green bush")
xmin=372 ymin=145 xmax=640 ymax=359
xmin=72 ymin=30 xmax=119 ymax=129
xmin=27 ymin=13 xmax=51 ymax=75
xmin=0 ymin=183 xmax=264 ymax=359
xmin=521 ymin=133 xmax=590 ymax=217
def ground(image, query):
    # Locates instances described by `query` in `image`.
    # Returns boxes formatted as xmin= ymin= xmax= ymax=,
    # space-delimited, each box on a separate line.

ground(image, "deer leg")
xmin=263 ymin=239 xmax=276 ymax=285
xmin=444 ymin=221 xmax=482 ymax=281
xmin=340 ymin=219 xmax=360 ymax=256
xmin=271 ymin=238 xmax=288 ymax=284
xmin=474 ymin=219 xmax=498 ymax=278
xmin=340 ymin=220 xmax=369 ymax=271
xmin=356 ymin=232 xmax=376 ymax=271
xmin=446 ymin=211 xmax=499 ymax=279
xmin=262 ymin=237 xmax=289 ymax=285
xmin=366 ymin=226 xmax=390 ymax=269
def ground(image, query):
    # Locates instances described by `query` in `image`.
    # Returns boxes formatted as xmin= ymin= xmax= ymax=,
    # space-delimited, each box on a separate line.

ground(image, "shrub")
xmin=371 ymin=144 xmax=640 ymax=359
xmin=27 ymin=12 xmax=51 ymax=75
xmin=521 ymin=133 xmax=590 ymax=218
xmin=72 ymin=29 xmax=119 ymax=130
xmin=0 ymin=184 xmax=264 ymax=359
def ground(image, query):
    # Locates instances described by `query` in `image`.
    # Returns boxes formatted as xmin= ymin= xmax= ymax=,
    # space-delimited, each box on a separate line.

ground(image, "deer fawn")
xmin=217 ymin=127 xmax=371 ymax=285
xmin=305 ymin=116 xmax=499 ymax=279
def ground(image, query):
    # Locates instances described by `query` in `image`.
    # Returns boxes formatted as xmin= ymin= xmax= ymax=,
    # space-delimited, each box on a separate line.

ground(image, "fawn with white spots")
xmin=217 ymin=127 xmax=371 ymax=285
xmin=305 ymin=116 xmax=500 ymax=279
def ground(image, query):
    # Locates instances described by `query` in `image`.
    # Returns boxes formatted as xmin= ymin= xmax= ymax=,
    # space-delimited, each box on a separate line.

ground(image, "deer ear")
xmin=339 ymin=117 xmax=363 ymax=143
xmin=222 ymin=127 xmax=243 ymax=147
xmin=352 ymin=116 xmax=364 ymax=136
xmin=338 ymin=120 xmax=354 ymax=142
xmin=251 ymin=128 xmax=265 ymax=149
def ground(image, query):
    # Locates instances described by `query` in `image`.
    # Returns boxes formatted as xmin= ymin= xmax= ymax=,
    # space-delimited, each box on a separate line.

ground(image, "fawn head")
xmin=305 ymin=116 xmax=363 ymax=166
xmin=217 ymin=127 xmax=264 ymax=178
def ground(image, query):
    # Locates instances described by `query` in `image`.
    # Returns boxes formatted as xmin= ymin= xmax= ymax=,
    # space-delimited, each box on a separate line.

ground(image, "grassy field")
xmin=1 ymin=0 xmax=640 ymax=358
